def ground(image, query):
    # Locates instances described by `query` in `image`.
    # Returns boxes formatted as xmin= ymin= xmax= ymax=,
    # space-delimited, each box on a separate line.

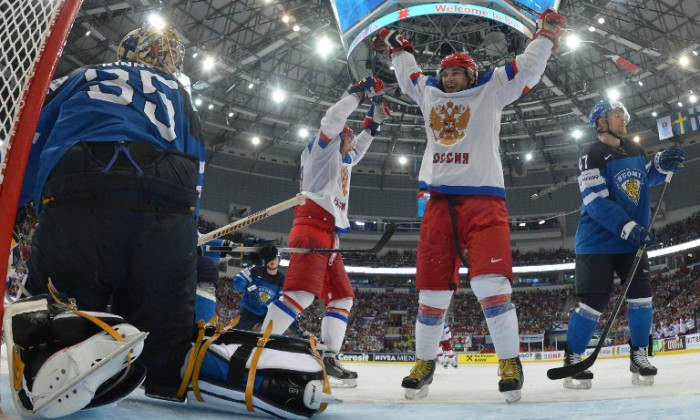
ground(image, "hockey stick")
xmin=197 ymin=194 xmax=306 ymax=246
xmin=547 ymin=171 xmax=675 ymax=380
xmin=211 ymin=223 xmax=397 ymax=254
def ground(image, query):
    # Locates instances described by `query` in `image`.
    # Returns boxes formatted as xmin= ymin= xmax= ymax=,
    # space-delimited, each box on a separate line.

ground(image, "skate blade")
xmin=631 ymin=373 xmax=655 ymax=386
xmin=328 ymin=377 xmax=357 ymax=389
xmin=404 ymin=385 xmax=429 ymax=400
xmin=563 ymin=377 xmax=592 ymax=390
xmin=502 ymin=389 xmax=521 ymax=404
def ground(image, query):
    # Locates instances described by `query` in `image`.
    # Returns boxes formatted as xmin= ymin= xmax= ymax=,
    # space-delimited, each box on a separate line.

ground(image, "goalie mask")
xmin=117 ymin=25 xmax=185 ymax=75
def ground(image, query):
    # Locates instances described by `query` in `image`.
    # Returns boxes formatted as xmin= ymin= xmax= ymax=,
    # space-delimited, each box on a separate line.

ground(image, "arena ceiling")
xmin=59 ymin=0 xmax=699 ymax=181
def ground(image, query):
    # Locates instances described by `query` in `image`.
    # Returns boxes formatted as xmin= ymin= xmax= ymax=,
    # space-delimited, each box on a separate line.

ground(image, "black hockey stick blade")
xmin=547 ymin=353 xmax=596 ymax=380
xmin=298 ymin=222 xmax=397 ymax=254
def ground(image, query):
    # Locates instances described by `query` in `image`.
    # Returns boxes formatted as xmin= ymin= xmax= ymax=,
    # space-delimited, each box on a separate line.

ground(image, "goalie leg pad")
xmin=3 ymin=298 xmax=147 ymax=418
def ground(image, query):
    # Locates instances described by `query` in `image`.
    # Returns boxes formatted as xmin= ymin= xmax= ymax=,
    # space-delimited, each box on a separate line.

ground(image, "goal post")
xmin=0 ymin=1 xmax=84 ymax=314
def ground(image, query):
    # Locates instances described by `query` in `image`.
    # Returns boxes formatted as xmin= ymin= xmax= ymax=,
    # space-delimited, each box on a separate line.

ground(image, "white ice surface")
xmin=1 ymin=348 xmax=699 ymax=419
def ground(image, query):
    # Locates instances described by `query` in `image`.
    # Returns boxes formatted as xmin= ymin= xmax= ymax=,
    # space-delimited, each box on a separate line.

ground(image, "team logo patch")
xmin=429 ymin=101 xmax=470 ymax=146
xmin=614 ymin=168 xmax=644 ymax=204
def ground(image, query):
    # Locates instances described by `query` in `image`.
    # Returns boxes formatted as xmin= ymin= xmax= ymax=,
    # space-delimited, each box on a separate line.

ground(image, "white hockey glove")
xmin=371 ymin=28 xmax=414 ymax=56
xmin=363 ymin=100 xmax=391 ymax=136
xmin=532 ymin=8 xmax=567 ymax=51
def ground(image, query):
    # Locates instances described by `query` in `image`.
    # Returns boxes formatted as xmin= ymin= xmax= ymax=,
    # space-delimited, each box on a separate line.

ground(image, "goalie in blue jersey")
xmin=9 ymin=23 xmax=336 ymax=418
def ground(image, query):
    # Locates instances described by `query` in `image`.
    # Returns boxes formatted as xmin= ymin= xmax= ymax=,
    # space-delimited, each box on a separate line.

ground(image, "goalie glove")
xmin=363 ymin=100 xmax=391 ymax=136
xmin=532 ymin=8 xmax=567 ymax=51
xmin=348 ymin=76 xmax=385 ymax=104
xmin=371 ymin=28 xmax=414 ymax=56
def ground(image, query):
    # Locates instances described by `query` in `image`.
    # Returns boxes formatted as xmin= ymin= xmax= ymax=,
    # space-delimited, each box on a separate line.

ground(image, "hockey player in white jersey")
xmin=436 ymin=322 xmax=458 ymax=368
xmin=373 ymin=9 xmax=566 ymax=402
xmin=261 ymin=77 xmax=391 ymax=388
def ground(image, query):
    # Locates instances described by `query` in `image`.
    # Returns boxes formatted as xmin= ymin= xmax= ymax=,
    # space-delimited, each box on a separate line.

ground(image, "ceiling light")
xmin=248 ymin=82 xmax=255 ymax=89
xmin=398 ymin=156 xmax=408 ymax=165
xmin=651 ymin=111 xmax=658 ymax=117
xmin=525 ymin=152 xmax=533 ymax=161
xmin=194 ymin=98 xmax=202 ymax=106
xmin=298 ymin=128 xmax=309 ymax=138
xmin=252 ymin=136 xmax=261 ymax=145
xmin=597 ymin=17 xmax=605 ymax=24
xmin=207 ymin=104 xmax=214 ymax=110
xmin=272 ymin=88 xmax=286 ymax=103
xmin=147 ymin=14 xmax=166 ymax=30
xmin=85 ymin=30 xmax=91 ymax=37
xmin=588 ymin=26 xmax=595 ymax=32
xmin=518 ymin=222 xmax=526 ymax=227
xmin=282 ymin=15 xmax=290 ymax=23
xmin=693 ymin=50 xmax=699 ymax=56
xmin=565 ymin=34 xmax=581 ymax=50
xmin=607 ymin=89 xmax=620 ymax=100
xmin=228 ymin=112 xmax=234 ymax=117
xmin=633 ymin=135 xmax=640 ymax=142
xmin=293 ymin=24 xmax=300 ymax=32
xmin=203 ymin=56 xmax=215 ymax=71
xmin=690 ymin=94 xmax=697 ymax=103
xmin=192 ymin=52 xmax=198 ymax=58
xmin=538 ymin=220 xmax=545 ymax=225
xmin=572 ymin=129 xmax=582 ymax=139
xmin=678 ymin=101 xmax=683 ymax=107
xmin=679 ymin=55 xmax=690 ymax=66
xmin=316 ymin=36 xmax=334 ymax=58
xmin=637 ymin=80 xmax=644 ymax=86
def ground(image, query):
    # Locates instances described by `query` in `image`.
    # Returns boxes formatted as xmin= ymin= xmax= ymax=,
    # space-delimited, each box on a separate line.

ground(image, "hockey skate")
xmin=322 ymin=351 xmax=358 ymax=388
xmin=498 ymin=357 xmax=524 ymax=403
xmin=401 ymin=359 xmax=436 ymax=400
xmin=562 ymin=347 xmax=593 ymax=390
xmin=438 ymin=353 xmax=448 ymax=368
xmin=448 ymin=354 xmax=458 ymax=368
xmin=630 ymin=345 xmax=657 ymax=386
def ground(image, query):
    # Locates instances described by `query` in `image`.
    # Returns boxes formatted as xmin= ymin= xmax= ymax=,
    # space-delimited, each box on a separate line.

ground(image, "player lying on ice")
xmin=4 ymin=292 xmax=339 ymax=419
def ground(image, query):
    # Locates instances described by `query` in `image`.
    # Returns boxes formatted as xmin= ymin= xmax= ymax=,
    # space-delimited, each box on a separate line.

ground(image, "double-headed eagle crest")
xmin=429 ymin=101 xmax=471 ymax=146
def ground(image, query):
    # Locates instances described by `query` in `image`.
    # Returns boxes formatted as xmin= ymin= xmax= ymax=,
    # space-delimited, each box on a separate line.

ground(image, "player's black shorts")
xmin=575 ymin=253 xmax=651 ymax=299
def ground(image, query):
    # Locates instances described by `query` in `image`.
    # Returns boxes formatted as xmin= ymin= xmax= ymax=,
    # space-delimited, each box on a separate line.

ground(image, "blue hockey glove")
xmin=654 ymin=146 xmax=685 ymax=173
xmin=363 ymin=100 xmax=391 ymax=136
xmin=348 ymin=76 xmax=385 ymax=104
xmin=620 ymin=221 xmax=656 ymax=247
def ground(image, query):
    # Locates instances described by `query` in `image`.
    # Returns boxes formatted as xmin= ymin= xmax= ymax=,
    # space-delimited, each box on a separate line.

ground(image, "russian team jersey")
xmin=20 ymin=61 xmax=205 ymax=212
xmin=575 ymin=139 xmax=666 ymax=254
xmin=300 ymin=94 xmax=373 ymax=232
xmin=391 ymin=37 xmax=553 ymax=197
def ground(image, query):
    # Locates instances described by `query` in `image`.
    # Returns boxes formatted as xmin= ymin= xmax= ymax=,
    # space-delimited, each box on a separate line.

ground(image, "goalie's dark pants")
xmin=26 ymin=141 xmax=200 ymax=397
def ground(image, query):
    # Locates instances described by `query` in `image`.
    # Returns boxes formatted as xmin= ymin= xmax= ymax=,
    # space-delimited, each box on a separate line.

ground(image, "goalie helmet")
xmin=589 ymin=99 xmax=630 ymax=129
xmin=439 ymin=52 xmax=478 ymax=84
xmin=117 ymin=25 xmax=185 ymax=75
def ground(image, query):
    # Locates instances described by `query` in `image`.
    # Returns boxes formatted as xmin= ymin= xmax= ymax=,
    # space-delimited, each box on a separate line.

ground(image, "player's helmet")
xmin=588 ymin=99 xmax=630 ymax=129
xmin=439 ymin=52 xmax=478 ymax=83
xmin=117 ymin=25 xmax=185 ymax=75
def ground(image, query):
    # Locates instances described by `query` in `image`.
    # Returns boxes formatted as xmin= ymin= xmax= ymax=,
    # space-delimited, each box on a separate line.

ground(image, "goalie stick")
xmin=197 ymin=194 xmax=306 ymax=246
xmin=547 ymin=171 xmax=675 ymax=381
xmin=210 ymin=223 xmax=397 ymax=254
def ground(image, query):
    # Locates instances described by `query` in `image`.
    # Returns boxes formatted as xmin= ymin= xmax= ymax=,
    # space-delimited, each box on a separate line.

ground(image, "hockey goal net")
xmin=0 ymin=1 xmax=83 ymax=311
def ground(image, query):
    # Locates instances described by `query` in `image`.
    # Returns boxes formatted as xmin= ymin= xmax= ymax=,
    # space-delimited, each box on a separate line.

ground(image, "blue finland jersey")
xmin=575 ymin=138 xmax=666 ymax=254
xmin=20 ymin=61 xmax=205 ymax=212
xmin=233 ymin=265 xmax=285 ymax=316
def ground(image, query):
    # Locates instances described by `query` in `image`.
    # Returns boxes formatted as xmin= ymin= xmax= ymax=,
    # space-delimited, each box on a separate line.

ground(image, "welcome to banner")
xmin=657 ymin=106 xmax=700 ymax=140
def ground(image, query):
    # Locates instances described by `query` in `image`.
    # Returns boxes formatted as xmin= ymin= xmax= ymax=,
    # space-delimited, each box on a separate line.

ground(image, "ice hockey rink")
xmin=1 ymin=349 xmax=699 ymax=420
